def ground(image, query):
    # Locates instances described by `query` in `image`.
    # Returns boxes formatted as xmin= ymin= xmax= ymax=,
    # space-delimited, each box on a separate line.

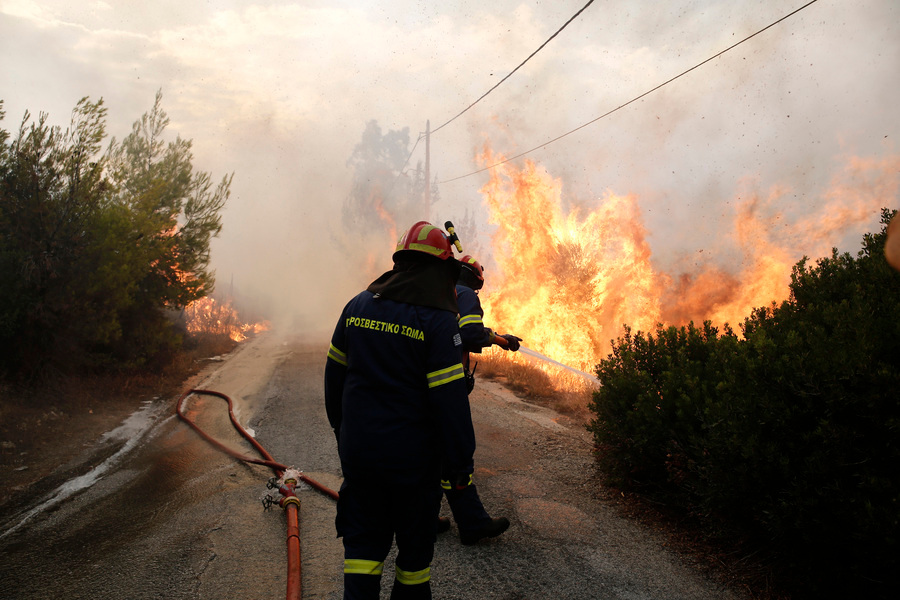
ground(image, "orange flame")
xmin=184 ymin=296 xmax=270 ymax=342
xmin=479 ymin=147 xmax=661 ymax=372
xmin=355 ymin=192 xmax=400 ymax=282
xmin=476 ymin=145 xmax=899 ymax=373
xmin=372 ymin=193 xmax=398 ymax=245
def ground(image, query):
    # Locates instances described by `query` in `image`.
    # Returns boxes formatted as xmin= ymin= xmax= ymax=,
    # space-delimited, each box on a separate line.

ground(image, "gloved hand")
xmin=499 ymin=334 xmax=522 ymax=351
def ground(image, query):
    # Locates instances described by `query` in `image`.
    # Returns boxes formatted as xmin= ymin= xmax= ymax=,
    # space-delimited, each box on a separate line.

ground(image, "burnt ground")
xmin=1 ymin=377 xmax=164 ymax=509
xmin=0 ymin=337 xmax=237 ymax=511
xmin=0 ymin=344 xmax=786 ymax=600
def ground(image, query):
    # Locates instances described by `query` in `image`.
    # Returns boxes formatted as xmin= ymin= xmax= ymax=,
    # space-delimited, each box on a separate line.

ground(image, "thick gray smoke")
xmin=1 ymin=0 xmax=897 ymax=338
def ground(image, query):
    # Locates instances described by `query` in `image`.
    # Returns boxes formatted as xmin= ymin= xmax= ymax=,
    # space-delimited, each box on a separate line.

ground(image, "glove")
xmin=499 ymin=334 xmax=522 ymax=351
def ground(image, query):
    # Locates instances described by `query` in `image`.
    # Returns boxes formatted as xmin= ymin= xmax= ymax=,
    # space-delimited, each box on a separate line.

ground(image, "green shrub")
xmin=588 ymin=209 xmax=900 ymax=598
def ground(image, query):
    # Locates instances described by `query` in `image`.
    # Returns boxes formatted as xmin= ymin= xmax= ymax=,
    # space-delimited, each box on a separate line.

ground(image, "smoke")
xmin=1 ymin=0 xmax=897 ymax=345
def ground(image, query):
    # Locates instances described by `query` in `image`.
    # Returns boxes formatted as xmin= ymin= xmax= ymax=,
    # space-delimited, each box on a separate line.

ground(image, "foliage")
xmin=0 ymin=92 xmax=230 ymax=376
xmin=588 ymin=209 xmax=900 ymax=598
xmin=343 ymin=120 xmax=436 ymax=235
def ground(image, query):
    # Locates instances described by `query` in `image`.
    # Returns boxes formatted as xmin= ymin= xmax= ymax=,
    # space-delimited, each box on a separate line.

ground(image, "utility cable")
xmin=431 ymin=0 xmax=596 ymax=136
xmin=439 ymin=0 xmax=820 ymax=184
xmin=387 ymin=133 xmax=424 ymax=194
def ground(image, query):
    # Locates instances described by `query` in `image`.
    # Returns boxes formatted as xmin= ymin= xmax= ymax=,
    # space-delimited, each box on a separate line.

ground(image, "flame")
xmin=350 ymin=192 xmax=400 ymax=283
xmin=184 ymin=296 xmax=270 ymax=342
xmin=659 ymin=189 xmax=798 ymax=328
xmin=372 ymin=193 xmax=398 ymax=244
xmin=479 ymin=146 xmax=661 ymax=372
xmin=476 ymin=145 xmax=899 ymax=373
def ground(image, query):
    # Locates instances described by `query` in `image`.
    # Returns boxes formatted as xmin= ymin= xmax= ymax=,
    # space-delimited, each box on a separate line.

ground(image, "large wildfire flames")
xmin=478 ymin=147 xmax=899 ymax=373
xmin=185 ymin=296 xmax=269 ymax=342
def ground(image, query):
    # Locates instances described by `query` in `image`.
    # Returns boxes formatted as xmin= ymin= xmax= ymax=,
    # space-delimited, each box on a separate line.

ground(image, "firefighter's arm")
xmin=457 ymin=287 xmax=494 ymax=351
xmin=457 ymin=288 xmax=521 ymax=351
xmin=428 ymin=316 xmax=477 ymax=476
xmin=458 ymin=315 xmax=493 ymax=351
xmin=324 ymin=325 xmax=348 ymax=442
xmin=431 ymin=379 xmax=476 ymax=478
xmin=887 ymin=212 xmax=900 ymax=271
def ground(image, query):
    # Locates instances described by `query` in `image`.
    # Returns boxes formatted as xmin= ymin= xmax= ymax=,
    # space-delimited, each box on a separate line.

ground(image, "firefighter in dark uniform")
xmin=456 ymin=254 xmax=522 ymax=364
xmin=325 ymin=221 xmax=476 ymax=600
xmin=439 ymin=254 xmax=521 ymax=544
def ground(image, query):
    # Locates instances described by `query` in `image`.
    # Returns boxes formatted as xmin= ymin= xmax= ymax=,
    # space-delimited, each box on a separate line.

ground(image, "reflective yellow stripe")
xmin=327 ymin=344 xmax=347 ymax=366
xmin=458 ymin=314 xmax=483 ymax=327
xmin=442 ymin=474 xmax=472 ymax=489
xmin=407 ymin=225 xmax=443 ymax=255
xmin=396 ymin=565 xmax=431 ymax=585
xmin=408 ymin=242 xmax=443 ymax=256
xmin=426 ymin=364 xmax=465 ymax=388
xmin=344 ymin=559 xmax=384 ymax=575
xmin=417 ymin=225 xmax=436 ymax=241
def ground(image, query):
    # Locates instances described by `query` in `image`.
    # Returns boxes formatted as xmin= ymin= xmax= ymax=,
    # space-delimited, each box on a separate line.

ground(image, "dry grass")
xmin=473 ymin=349 xmax=597 ymax=424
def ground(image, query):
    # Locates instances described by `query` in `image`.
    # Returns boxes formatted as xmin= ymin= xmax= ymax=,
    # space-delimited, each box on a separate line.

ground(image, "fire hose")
xmin=493 ymin=335 xmax=601 ymax=385
xmin=176 ymin=388 xmax=339 ymax=600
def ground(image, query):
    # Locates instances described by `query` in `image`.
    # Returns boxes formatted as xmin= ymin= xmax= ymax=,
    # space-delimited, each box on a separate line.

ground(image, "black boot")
xmin=459 ymin=517 xmax=510 ymax=545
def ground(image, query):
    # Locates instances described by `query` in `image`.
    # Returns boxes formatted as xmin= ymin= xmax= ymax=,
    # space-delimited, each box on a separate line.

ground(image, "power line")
xmin=431 ymin=0 xmax=596 ymax=136
xmin=440 ymin=0 xmax=820 ymax=184
xmin=384 ymin=134 xmax=424 ymax=199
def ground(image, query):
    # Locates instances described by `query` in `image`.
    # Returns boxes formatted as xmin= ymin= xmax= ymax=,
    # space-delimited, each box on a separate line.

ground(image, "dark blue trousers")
xmin=444 ymin=482 xmax=491 ymax=533
xmin=337 ymin=476 xmax=443 ymax=600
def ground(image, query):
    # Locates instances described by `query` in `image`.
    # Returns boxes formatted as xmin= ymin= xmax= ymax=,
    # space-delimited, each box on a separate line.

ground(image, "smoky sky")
xmin=1 ymin=0 xmax=898 ymax=335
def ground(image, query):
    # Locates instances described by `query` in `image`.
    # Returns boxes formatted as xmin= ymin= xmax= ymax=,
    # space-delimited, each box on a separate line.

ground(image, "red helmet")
xmin=459 ymin=255 xmax=484 ymax=282
xmin=394 ymin=221 xmax=454 ymax=261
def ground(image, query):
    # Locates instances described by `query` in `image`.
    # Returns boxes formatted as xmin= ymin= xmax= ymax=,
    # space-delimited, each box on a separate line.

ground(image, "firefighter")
xmin=438 ymin=254 xmax=520 ymax=544
xmin=325 ymin=221 xmax=476 ymax=600
xmin=456 ymin=254 xmax=522 ymax=366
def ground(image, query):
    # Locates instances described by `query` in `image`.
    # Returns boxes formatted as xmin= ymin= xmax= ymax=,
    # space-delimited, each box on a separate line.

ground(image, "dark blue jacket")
xmin=456 ymin=284 xmax=494 ymax=355
xmin=325 ymin=290 xmax=475 ymax=485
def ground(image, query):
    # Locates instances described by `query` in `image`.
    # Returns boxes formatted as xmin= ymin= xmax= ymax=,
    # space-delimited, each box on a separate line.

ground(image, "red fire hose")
xmin=176 ymin=388 xmax=339 ymax=600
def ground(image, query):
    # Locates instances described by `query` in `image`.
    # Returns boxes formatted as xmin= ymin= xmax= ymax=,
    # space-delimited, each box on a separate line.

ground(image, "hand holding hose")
xmin=494 ymin=334 xmax=522 ymax=352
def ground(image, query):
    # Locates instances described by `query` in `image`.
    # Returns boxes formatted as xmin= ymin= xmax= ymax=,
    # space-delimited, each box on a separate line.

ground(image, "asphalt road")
xmin=0 ymin=331 xmax=747 ymax=599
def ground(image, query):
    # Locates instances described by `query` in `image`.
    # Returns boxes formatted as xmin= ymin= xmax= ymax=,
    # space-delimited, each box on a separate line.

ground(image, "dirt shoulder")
xmin=0 ymin=344 xmax=235 ymax=511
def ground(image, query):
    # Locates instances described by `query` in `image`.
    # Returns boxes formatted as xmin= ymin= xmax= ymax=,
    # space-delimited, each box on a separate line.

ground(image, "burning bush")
xmin=184 ymin=296 xmax=269 ymax=343
xmin=475 ymin=146 xmax=898 ymax=377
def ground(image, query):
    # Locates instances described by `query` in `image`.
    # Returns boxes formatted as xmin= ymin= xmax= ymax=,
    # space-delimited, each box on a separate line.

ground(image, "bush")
xmin=0 ymin=93 xmax=230 ymax=377
xmin=588 ymin=209 xmax=900 ymax=598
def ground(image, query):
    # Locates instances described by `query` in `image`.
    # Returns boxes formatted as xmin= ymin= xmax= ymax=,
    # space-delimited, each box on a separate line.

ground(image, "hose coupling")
xmin=280 ymin=495 xmax=301 ymax=510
